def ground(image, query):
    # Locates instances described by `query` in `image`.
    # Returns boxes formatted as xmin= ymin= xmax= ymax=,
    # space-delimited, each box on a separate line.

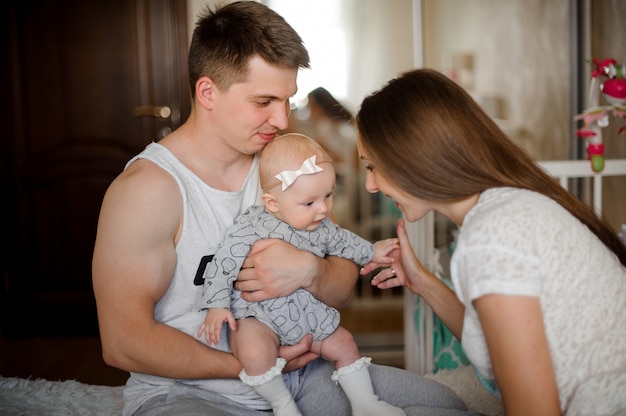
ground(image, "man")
xmin=92 ymin=2 xmax=472 ymax=415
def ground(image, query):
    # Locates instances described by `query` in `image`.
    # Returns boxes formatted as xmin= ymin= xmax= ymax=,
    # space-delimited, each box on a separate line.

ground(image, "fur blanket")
xmin=0 ymin=366 xmax=503 ymax=415
xmin=0 ymin=377 xmax=123 ymax=416
xmin=424 ymin=366 xmax=503 ymax=415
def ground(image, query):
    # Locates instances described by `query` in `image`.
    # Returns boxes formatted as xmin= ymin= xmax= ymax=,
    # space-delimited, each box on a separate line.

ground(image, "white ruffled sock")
xmin=332 ymin=357 xmax=405 ymax=416
xmin=239 ymin=358 xmax=301 ymax=416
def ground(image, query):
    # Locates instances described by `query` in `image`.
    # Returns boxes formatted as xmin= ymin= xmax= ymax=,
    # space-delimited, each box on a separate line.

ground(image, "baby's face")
xmin=271 ymin=165 xmax=336 ymax=230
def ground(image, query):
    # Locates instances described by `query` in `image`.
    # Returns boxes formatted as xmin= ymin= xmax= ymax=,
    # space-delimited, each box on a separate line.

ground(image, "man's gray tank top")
xmin=120 ymin=143 xmax=267 ymax=415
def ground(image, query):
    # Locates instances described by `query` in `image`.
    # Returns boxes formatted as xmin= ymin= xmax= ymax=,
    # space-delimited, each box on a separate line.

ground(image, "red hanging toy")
xmin=575 ymin=58 xmax=626 ymax=172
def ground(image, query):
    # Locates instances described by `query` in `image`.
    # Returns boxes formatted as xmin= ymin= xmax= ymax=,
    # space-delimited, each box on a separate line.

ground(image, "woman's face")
xmin=357 ymin=137 xmax=434 ymax=223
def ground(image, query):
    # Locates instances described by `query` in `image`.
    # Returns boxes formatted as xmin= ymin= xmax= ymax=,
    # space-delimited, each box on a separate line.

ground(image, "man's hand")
xmin=236 ymin=239 xmax=318 ymax=302
xmin=278 ymin=334 xmax=319 ymax=372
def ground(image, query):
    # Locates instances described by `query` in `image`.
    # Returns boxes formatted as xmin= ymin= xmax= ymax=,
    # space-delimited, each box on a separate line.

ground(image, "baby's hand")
xmin=371 ymin=238 xmax=399 ymax=264
xmin=197 ymin=308 xmax=236 ymax=345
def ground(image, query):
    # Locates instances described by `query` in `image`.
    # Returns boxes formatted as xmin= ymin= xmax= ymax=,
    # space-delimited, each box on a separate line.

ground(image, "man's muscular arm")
xmin=236 ymin=239 xmax=358 ymax=309
xmin=92 ymin=161 xmax=242 ymax=378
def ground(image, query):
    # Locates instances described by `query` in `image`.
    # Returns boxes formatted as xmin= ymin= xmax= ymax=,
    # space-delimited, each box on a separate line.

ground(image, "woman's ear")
xmin=262 ymin=192 xmax=280 ymax=213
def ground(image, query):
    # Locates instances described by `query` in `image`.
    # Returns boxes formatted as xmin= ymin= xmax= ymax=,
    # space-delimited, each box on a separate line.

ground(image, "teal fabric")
xmin=432 ymin=311 xmax=469 ymax=370
xmin=414 ymin=277 xmax=468 ymax=373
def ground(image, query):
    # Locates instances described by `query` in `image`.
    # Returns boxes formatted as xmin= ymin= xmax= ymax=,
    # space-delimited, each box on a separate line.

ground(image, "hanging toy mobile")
xmin=575 ymin=57 xmax=626 ymax=172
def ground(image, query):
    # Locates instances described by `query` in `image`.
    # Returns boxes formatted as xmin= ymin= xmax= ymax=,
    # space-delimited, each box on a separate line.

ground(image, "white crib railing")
xmin=404 ymin=158 xmax=626 ymax=374
xmin=538 ymin=159 xmax=626 ymax=214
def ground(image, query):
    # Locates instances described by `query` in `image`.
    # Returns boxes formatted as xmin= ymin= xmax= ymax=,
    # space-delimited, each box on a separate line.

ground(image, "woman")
xmin=357 ymin=68 xmax=626 ymax=415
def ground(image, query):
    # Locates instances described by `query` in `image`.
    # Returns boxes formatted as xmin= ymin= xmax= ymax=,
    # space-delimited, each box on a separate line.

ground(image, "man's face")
xmin=211 ymin=56 xmax=298 ymax=156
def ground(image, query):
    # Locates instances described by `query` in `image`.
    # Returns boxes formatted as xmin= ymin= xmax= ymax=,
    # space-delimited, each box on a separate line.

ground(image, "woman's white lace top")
xmin=451 ymin=187 xmax=626 ymax=414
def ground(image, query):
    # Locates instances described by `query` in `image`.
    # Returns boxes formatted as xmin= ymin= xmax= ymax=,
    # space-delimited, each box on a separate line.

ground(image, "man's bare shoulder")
xmin=99 ymin=158 xmax=183 ymax=240
xmin=108 ymin=158 xmax=180 ymax=204
xmin=118 ymin=157 xmax=174 ymax=184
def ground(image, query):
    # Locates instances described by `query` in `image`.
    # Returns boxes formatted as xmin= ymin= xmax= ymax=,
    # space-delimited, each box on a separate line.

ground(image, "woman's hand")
xmin=362 ymin=219 xmax=465 ymax=340
xmin=362 ymin=219 xmax=429 ymax=294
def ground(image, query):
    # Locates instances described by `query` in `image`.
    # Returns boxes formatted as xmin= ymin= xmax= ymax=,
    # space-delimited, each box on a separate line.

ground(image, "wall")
xmin=422 ymin=0 xmax=626 ymax=231
xmin=422 ymin=0 xmax=571 ymax=161
xmin=342 ymin=0 xmax=415 ymax=112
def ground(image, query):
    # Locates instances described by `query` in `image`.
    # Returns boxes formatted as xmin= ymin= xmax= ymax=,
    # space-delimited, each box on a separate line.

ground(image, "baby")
xmin=197 ymin=133 xmax=404 ymax=416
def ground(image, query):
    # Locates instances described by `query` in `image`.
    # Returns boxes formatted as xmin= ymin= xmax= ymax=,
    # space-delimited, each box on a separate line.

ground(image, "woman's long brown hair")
xmin=356 ymin=68 xmax=626 ymax=266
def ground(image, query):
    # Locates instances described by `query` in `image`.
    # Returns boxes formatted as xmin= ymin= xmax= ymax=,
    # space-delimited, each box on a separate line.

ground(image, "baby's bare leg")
xmin=230 ymin=318 xmax=301 ymax=415
xmin=310 ymin=326 xmax=360 ymax=369
xmin=230 ymin=317 xmax=280 ymax=375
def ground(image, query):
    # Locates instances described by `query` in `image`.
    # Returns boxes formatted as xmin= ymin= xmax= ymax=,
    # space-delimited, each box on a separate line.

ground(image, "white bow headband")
xmin=275 ymin=155 xmax=324 ymax=191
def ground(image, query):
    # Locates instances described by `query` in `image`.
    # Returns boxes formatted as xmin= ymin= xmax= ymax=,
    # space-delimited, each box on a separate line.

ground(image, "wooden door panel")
xmin=2 ymin=0 xmax=190 ymax=338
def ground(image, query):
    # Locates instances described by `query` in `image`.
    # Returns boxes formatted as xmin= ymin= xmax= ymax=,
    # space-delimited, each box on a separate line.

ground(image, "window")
xmin=266 ymin=0 xmax=349 ymax=107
